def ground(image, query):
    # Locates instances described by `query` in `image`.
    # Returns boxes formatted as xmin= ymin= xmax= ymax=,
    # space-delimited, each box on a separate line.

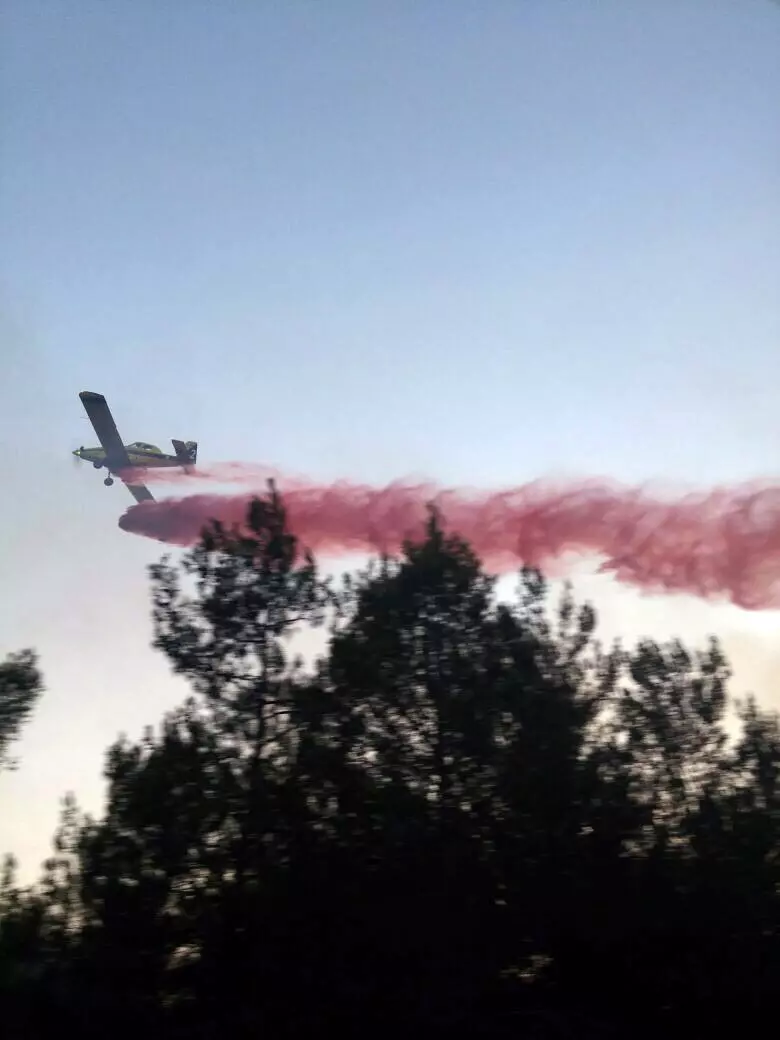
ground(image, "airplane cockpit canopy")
xmin=129 ymin=441 xmax=161 ymax=453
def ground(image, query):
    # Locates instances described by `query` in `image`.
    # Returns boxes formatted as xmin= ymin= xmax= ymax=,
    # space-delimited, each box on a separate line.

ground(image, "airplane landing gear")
xmin=104 ymin=476 xmax=114 ymax=487
xmin=93 ymin=460 xmax=102 ymax=469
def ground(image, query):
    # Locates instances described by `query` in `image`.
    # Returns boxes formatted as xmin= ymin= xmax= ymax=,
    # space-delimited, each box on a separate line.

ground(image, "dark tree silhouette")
xmin=0 ymin=649 xmax=42 ymax=772
xmin=1 ymin=491 xmax=779 ymax=1037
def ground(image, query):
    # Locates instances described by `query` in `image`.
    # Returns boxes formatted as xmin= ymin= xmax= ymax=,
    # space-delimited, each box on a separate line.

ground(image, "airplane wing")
xmin=125 ymin=482 xmax=155 ymax=504
xmin=78 ymin=391 xmax=130 ymax=467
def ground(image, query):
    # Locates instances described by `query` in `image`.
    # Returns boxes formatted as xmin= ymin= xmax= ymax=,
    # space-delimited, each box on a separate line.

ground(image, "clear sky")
xmin=1 ymin=0 xmax=779 ymax=880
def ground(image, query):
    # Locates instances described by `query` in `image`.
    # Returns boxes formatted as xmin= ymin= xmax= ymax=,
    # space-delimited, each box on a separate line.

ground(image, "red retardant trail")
xmin=116 ymin=464 xmax=780 ymax=611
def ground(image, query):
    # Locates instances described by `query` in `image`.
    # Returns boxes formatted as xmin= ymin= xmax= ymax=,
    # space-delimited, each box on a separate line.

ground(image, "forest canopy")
xmin=2 ymin=490 xmax=778 ymax=1038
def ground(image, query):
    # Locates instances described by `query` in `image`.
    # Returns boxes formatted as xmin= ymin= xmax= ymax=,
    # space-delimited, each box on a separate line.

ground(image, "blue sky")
xmin=1 ymin=0 xmax=779 ymax=879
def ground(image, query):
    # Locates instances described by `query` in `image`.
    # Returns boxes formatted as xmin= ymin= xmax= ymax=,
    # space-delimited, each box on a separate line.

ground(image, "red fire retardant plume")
xmin=116 ymin=466 xmax=780 ymax=611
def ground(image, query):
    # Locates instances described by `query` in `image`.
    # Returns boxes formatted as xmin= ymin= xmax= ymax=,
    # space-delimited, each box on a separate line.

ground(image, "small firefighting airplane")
xmin=73 ymin=390 xmax=198 ymax=504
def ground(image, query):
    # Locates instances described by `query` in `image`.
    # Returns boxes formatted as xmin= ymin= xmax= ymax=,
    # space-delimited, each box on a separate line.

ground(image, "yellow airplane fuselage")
xmin=73 ymin=443 xmax=183 ymax=472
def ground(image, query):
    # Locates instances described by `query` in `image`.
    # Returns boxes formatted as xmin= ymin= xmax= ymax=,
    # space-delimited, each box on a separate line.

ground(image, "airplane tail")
xmin=172 ymin=439 xmax=198 ymax=469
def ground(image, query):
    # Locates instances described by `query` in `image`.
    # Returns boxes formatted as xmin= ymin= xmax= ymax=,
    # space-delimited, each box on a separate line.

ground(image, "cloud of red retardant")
xmin=116 ymin=467 xmax=780 ymax=611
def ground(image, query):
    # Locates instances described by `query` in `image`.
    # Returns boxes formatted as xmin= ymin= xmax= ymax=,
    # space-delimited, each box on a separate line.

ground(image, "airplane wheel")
xmin=104 ymin=476 xmax=114 ymax=487
xmin=93 ymin=461 xmax=102 ymax=469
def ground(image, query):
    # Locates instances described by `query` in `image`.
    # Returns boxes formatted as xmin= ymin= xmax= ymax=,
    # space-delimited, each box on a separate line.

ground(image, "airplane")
xmin=72 ymin=390 xmax=198 ymax=504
